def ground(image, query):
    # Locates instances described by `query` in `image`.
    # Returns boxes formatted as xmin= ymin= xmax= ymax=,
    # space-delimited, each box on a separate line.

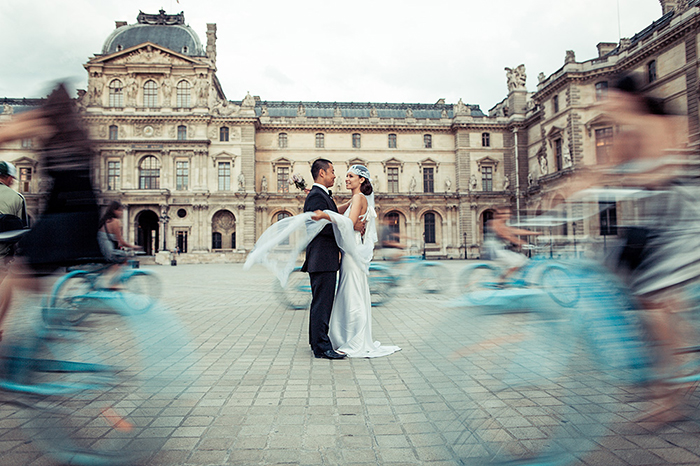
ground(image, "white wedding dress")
xmin=328 ymin=199 xmax=401 ymax=358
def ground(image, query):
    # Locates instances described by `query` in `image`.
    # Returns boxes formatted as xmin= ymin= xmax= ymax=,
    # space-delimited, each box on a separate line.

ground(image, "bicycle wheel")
xmin=21 ymin=317 xmax=163 ymax=465
xmin=541 ymin=263 xmax=580 ymax=307
xmin=43 ymin=271 xmax=94 ymax=326
xmin=458 ymin=263 xmax=500 ymax=304
xmin=412 ymin=262 xmax=449 ymax=294
xmin=440 ymin=305 xmax=615 ymax=465
xmin=119 ymin=270 xmax=161 ymax=313
xmin=369 ymin=264 xmax=397 ymax=306
xmin=278 ymin=268 xmax=311 ymax=310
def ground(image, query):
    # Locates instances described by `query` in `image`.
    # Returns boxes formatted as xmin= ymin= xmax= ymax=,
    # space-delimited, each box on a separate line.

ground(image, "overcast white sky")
xmin=1 ymin=0 xmax=664 ymax=110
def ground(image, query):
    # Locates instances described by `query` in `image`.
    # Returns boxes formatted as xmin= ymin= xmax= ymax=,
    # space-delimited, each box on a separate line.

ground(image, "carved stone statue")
xmin=538 ymin=72 xmax=546 ymax=83
xmin=241 ymin=92 xmax=255 ymax=107
xmin=528 ymin=172 xmax=534 ymax=186
xmin=538 ymin=153 xmax=549 ymax=175
xmin=565 ymin=50 xmax=576 ymax=64
xmin=89 ymin=76 xmax=104 ymax=106
xmin=370 ymin=106 xmax=378 ymax=118
xmin=238 ymin=172 xmax=245 ymax=191
xmin=297 ymin=103 xmax=305 ymax=117
xmin=505 ymin=64 xmax=527 ymax=92
xmin=126 ymin=75 xmax=138 ymax=106
xmin=409 ymin=176 xmax=417 ymax=194
xmin=562 ymin=130 xmax=573 ymax=169
xmin=2 ymin=104 xmax=12 ymax=114
xmin=260 ymin=175 xmax=268 ymax=193
xmin=441 ymin=109 xmax=448 ymax=119
xmin=334 ymin=106 xmax=342 ymax=117
xmin=195 ymin=78 xmax=209 ymax=106
xmin=502 ymin=177 xmax=510 ymax=190
xmin=454 ymin=99 xmax=468 ymax=115
xmin=261 ymin=105 xmax=269 ymax=116
xmin=469 ymin=174 xmax=478 ymax=191
xmin=161 ymin=77 xmax=172 ymax=104
xmin=405 ymin=108 xmax=413 ymax=118
xmin=444 ymin=176 xmax=452 ymax=192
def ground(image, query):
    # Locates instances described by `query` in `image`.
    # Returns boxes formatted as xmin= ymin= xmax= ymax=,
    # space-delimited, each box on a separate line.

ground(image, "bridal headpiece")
xmin=348 ymin=164 xmax=371 ymax=183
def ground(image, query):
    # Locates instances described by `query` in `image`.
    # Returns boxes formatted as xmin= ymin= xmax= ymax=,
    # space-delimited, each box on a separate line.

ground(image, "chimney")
xmin=597 ymin=42 xmax=617 ymax=57
xmin=115 ymin=21 xmax=127 ymax=29
xmin=206 ymin=23 xmax=217 ymax=65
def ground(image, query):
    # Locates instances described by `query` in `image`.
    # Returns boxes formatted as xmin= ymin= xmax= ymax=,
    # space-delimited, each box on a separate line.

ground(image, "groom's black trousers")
xmin=309 ymin=271 xmax=337 ymax=355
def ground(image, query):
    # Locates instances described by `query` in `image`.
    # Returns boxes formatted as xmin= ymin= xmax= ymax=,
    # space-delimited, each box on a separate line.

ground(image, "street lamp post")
xmin=160 ymin=210 xmax=170 ymax=251
xmin=463 ymin=232 xmax=467 ymax=259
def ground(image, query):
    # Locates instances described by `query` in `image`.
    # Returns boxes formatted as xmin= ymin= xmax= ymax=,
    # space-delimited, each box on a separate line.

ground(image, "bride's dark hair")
xmin=360 ymin=178 xmax=373 ymax=195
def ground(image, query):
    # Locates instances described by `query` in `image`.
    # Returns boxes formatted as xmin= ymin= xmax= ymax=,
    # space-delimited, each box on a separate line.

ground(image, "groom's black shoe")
xmin=315 ymin=349 xmax=347 ymax=360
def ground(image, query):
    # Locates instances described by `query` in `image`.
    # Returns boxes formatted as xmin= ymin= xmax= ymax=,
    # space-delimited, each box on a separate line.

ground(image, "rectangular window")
xmin=423 ymin=168 xmax=434 ymax=193
xmin=109 ymin=125 xmax=118 ymax=140
xmin=352 ymin=133 xmax=361 ymax=148
xmin=648 ymin=60 xmax=657 ymax=83
xmin=19 ymin=167 xmax=31 ymax=193
xmin=315 ymin=133 xmax=324 ymax=148
xmin=218 ymin=162 xmax=231 ymax=191
xmin=107 ymin=161 xmax=120 ymax=191
xmin=424 ymin=213 xmax=436 ymax=244
xmin=482 ymin=132 xmax=490 ymax=147
xmin=553 ymin=95 xmax=559 ymax=113
xmin=176 ymin=161 xmax=189 ymax=190
xmin=220 ymin=127 xmax=229 ymax=142
xmin=423 ymin=134 xmax=432 ymax=149
xmin=595 ymin=82 xmax=608 ymax=101
xmin=177 ymin=125 xmax=187 ymax=140
xmin=176 ymin=231 xmax=188 ymax=253
xmin=555 ymin=138 xmax=563 ymax=171
xmin=212 ymin=232 xmax=222 ymax=249
xmin=21 ymin=139 xmax=32 ymax=149
xmin=388 ymin=134 xmax=397 ymax=148
xmin=481 ymin=166 xmax=493 ymax=192
xmin=278 ymin=133 xmax=287 ymax=148
xmin=595 ymin=127 xmax=614 ymax=164
xmin=599 ymin=201 xmax=618 ymax=236
xmin=387 ymin=167 xmax=399 ymax=193
xmin=277 ymin=167 xmax=290 ymax=193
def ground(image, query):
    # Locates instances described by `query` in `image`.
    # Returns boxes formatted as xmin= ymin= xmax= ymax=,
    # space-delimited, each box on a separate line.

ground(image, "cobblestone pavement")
xmin=1 ymin=260 xmax=700 ymax=465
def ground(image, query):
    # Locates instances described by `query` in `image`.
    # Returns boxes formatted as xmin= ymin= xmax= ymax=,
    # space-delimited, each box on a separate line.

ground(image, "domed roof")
xmin=101 ymin=10 xmax=205 ymax=57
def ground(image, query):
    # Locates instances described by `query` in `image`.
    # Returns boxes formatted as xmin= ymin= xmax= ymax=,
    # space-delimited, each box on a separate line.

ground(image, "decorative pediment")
xmin=382 ymin=157 xmax=404 ymax=172
xmin=476 ymin=156 xmax=499 ymax=171
xmin=271 ymin=157 xmax=294 ymax=172
xmin=90 ymin=42 xmax=199 ymax=66
xmin=418 ymin=157 xmax=440 ymax=173
xmin=546 ymin=125 xmax=564 ymax=139
xmin=11 ymin=156 xmax=38 ymax=168
xmin=346 ymin=157 xmax=368 ymax=169
xmin=584 ymin=113 xmax=615 ymax=136
xmin=212 ymin=151 xmax=236 ymax=166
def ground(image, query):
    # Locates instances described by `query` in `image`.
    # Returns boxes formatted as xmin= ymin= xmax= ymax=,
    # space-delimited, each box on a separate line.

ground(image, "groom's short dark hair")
xmin=311 ymin=159 xmax=332 ymax=181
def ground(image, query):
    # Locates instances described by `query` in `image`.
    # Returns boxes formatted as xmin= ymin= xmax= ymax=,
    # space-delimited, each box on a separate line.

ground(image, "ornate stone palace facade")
xmin=1 ymin=1 xmax=699 ymax=262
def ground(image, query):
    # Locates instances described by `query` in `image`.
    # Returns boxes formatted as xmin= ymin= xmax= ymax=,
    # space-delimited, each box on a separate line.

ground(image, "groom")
xmin=301 ymin=159 xmax=347 ymax=359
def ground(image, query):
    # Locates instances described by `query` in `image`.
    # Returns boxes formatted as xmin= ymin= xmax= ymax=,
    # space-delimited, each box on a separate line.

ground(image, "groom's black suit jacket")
xmin=301 ymin=185 xmax=340 ymax=273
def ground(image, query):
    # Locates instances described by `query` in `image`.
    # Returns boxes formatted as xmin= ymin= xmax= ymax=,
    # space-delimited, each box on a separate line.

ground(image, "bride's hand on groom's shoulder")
xmin=311 ymin=210 xmax=329 ymax=221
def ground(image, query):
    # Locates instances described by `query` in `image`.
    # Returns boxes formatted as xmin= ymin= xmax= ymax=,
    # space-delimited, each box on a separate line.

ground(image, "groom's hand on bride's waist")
xmin=354 ymin=219 xmax=366 ymax=235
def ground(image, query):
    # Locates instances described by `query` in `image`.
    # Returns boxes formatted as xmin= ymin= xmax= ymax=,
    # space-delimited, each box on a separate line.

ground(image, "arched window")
xmin=109 ymin=125 xmax=118 ymax=140
xmin=424 ymin=213 xmax=436 ymax=244
xmin=143 ymin=80 xmax=158 ymax=108
xmin=386 ymin=212 xmax=400 ymax=237
xmin=278 ymin=133 xmax=288 ymax=148
xmin=212 ymin=210 xmax=236 ymax=249
xmin=220 ymin=127 xmax=229 ymax=142
xmin=177 ymin=125 xmax=187 ymax=140
xmin=139 ymin=156 xmax=161 ymax=189
xmin=482 ymin=210 xmax=494 ymax=241
xmin=176 ymin=80 xmax=191 ymax=108
xmin=109 ymin=79 xmax=124 ymax=107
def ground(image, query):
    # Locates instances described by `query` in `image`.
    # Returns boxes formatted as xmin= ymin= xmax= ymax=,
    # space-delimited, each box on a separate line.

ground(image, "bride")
xmin=244 ymin=164 xmax=400 ymax=358
xmin=311 ymin=165 xmax=400 ymax=358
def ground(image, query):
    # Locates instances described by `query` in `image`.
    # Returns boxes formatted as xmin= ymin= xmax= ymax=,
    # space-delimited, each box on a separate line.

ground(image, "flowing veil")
xmin=244 ymin=195 xmax=378 ymax=287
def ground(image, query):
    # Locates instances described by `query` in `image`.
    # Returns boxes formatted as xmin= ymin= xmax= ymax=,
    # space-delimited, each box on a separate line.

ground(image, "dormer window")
xmin=116 ymin=44 xmax=123 ymax=52
xmin=182 ymin=46 xmax=189 ymax=54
